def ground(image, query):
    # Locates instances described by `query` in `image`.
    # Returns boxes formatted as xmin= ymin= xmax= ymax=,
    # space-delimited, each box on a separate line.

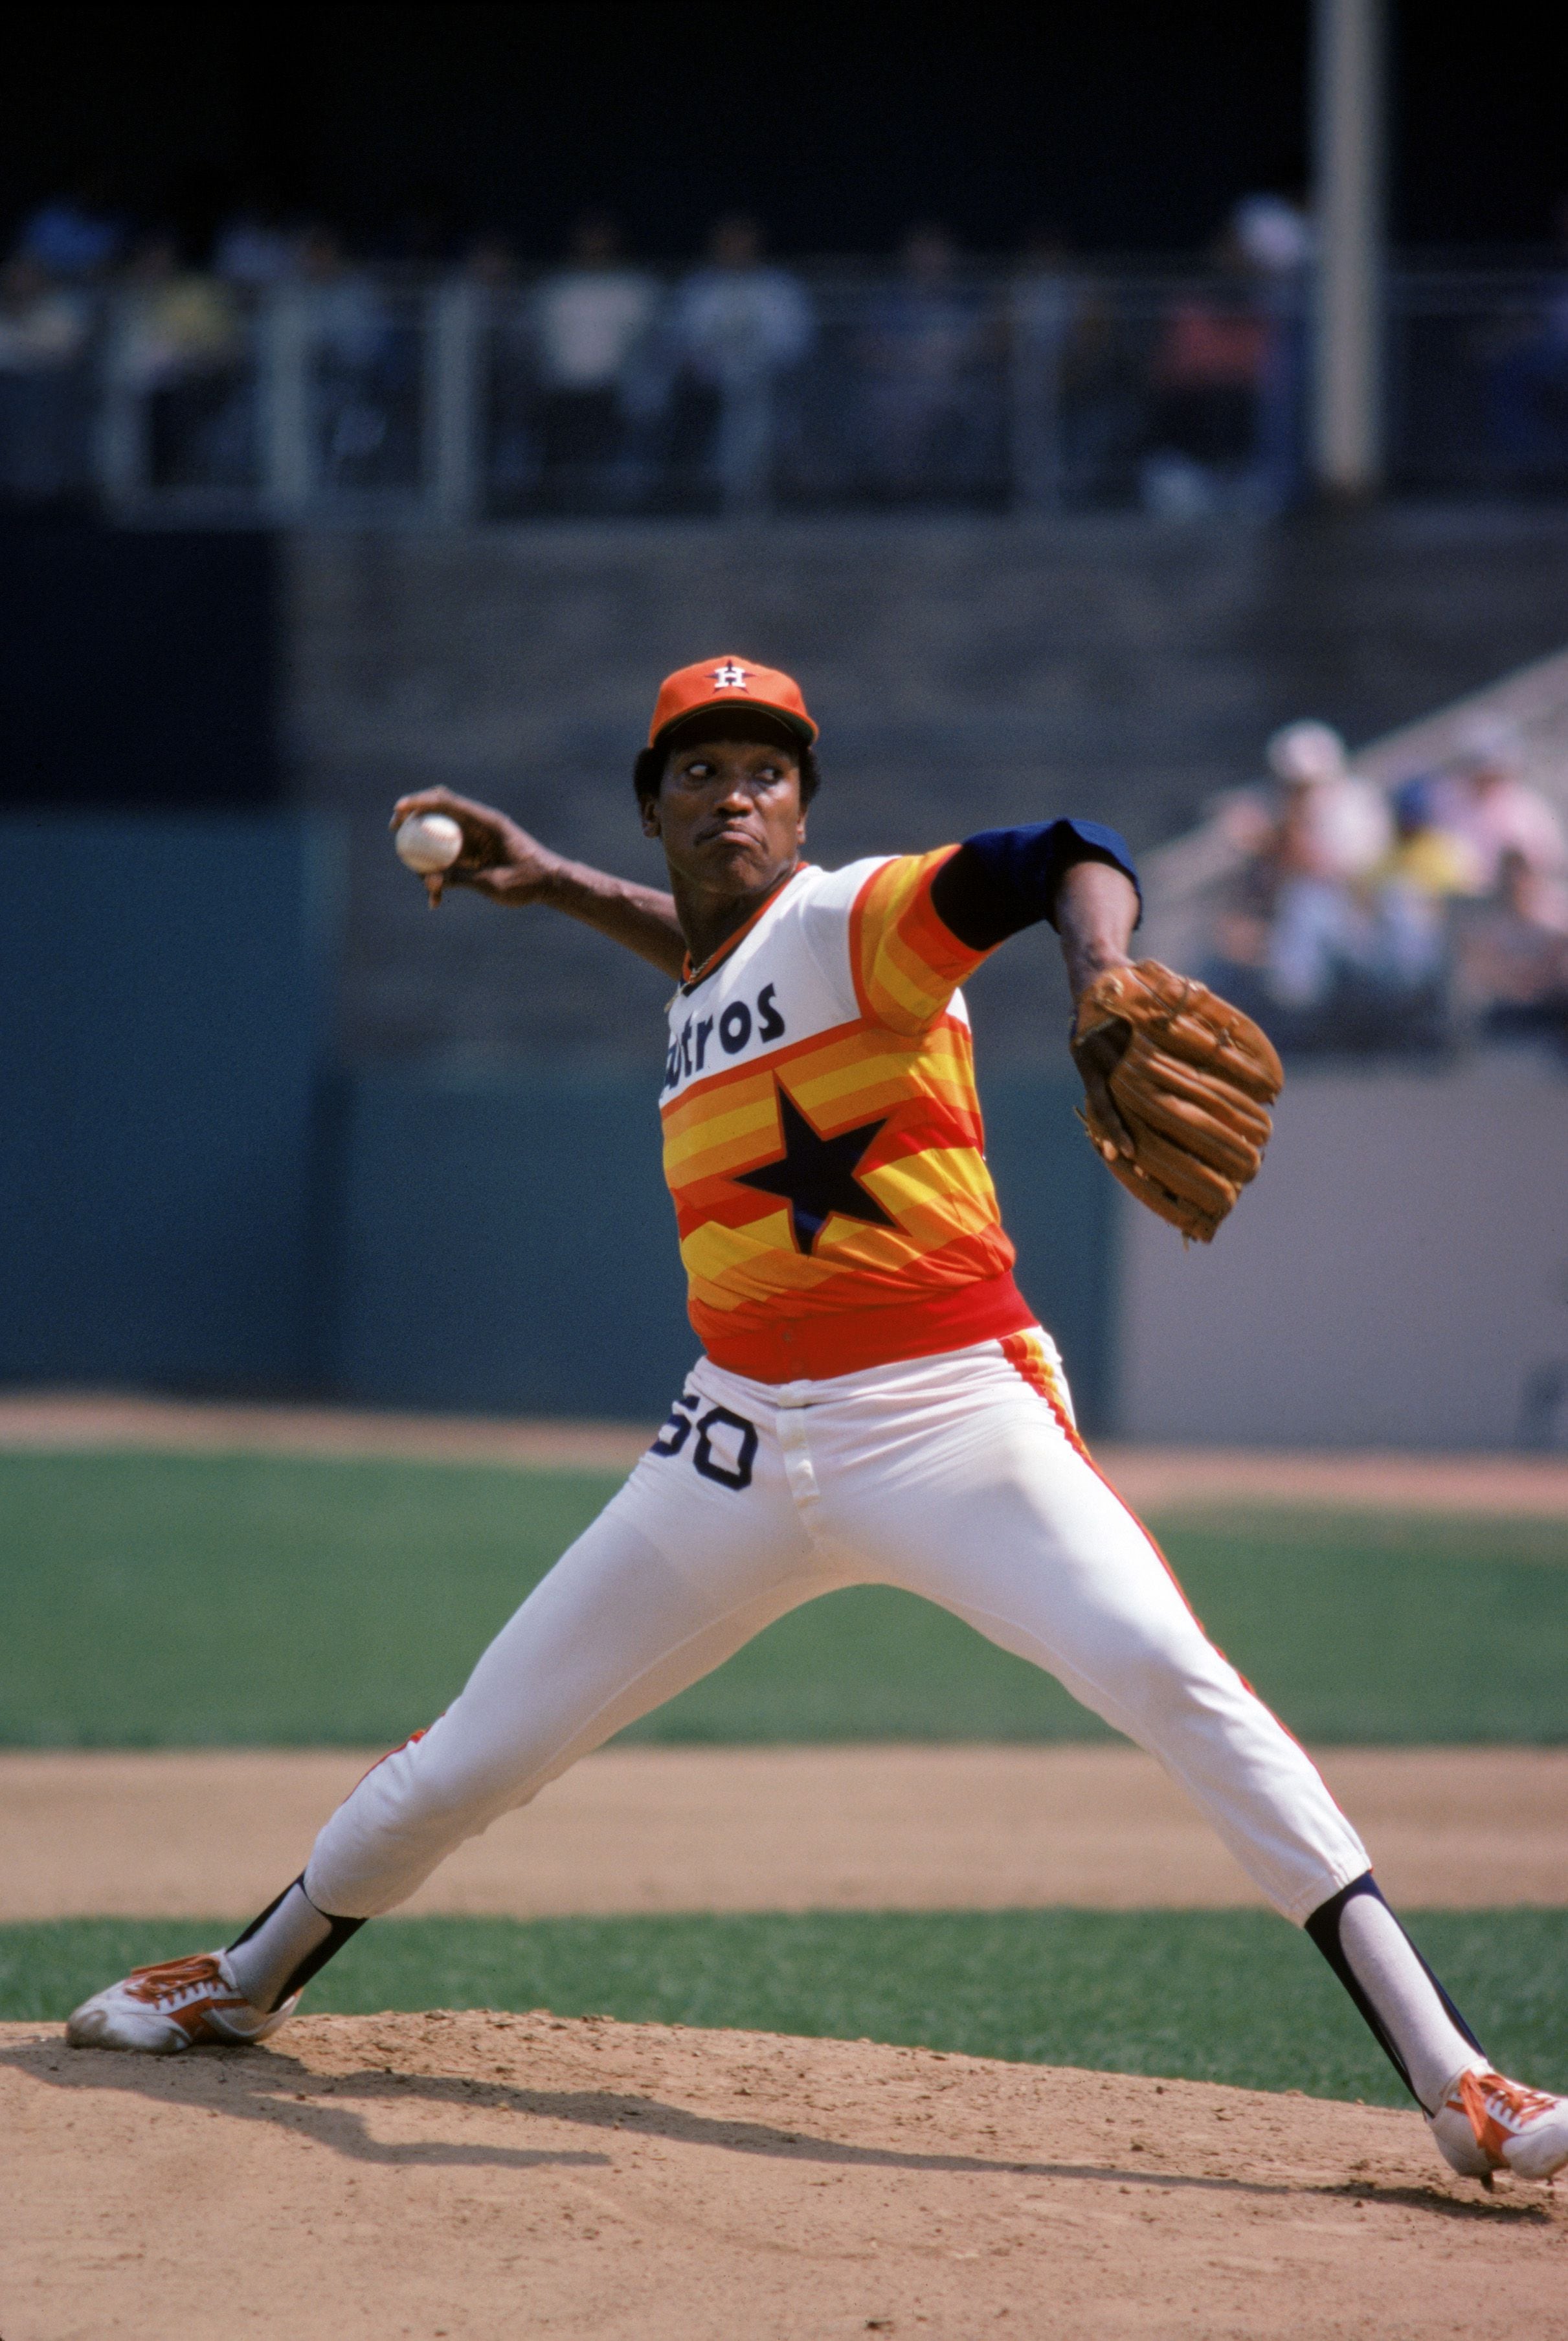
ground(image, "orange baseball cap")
xmin=647 ymin=655 xmax=818 ymax=751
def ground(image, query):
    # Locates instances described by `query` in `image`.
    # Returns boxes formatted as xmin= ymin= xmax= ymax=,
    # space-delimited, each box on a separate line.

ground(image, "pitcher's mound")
xmin=4 ymin=2012 xmax=1560 ymax=2337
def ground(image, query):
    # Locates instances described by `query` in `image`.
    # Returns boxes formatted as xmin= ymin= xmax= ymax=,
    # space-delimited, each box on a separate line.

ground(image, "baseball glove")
xmin=1070 ymin=960 xmax=1284 ymax=1242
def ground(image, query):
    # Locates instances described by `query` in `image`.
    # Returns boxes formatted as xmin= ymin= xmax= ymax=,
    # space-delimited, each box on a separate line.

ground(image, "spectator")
xmin=115 ymin=234 xmax=241 ymax=387
xmin=1011 ymin=226 xmax=1128 ymax=508
xmin=1432 ymin=716 xmax=1568 ymax=923
xmin=532 ymin=212 xmax=658 ymax=490
xmin=1209 ymin=722 xmax=1391 ymax=1017
xmin=1260 ymin=802 xmax=1369 ymax=1013
xmin=111 ymin=234 xmax=246 ymax=487
xmin=0 ymin=254 xmax=95 ymax=502
xmin=1377 ymin=774 xmax=1479 ymax=899
xmin=860 ymin=225 xmax=994 ymax=500
xmin=1141 ymin=199 xmax=1306 ymax=517
xmin=670 ymin=215 xmax=812 ymax=511
xmin=17 ymin=182 xmax=122 ymax=280
xmin=1265 ymin=720 xmax=1391 ymax=879
xmin=1010 ymin=226 xmax=1078 ymax=507
xmin=295 ymin=227 xmax=405 ymax=485
xmin=1231 ymin=194 xmax=1311 ymax=512
xmin=1361 ymin=776 xmax=1476 ymax=994
xmin=463 ymin=235 xmax=537 ymax=503
xmin=214 ymin=199 xmax=297 ymax=290
xmin=1455 ymin=848 xmax=1568 ymax=1039
xmin=464 ymin=235 xmax=519 ymax=291
xmin=298 ymin=227 xmax=391 ymax=370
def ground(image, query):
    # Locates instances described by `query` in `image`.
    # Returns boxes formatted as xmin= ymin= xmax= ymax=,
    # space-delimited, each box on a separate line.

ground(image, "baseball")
xmin=394 ymin=812 xmax=464 ymax=874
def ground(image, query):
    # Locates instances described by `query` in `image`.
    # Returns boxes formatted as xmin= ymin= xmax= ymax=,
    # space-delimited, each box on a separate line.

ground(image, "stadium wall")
xmin=0 ymin=818 xmax=1114 ymax=1423
xmin=0 ymin=521 xmax=281 ymax=811
xmin=9 ymin=514 xmax=1568 ymax=1443
xmin=4 ymin=809 xmax=1563 ymax=1445
xmin=1117 ymin=1057 xmax=1568 ymax=1451
xmin=0 ymin=813 xmax=337 ymax=1393
xmin=286 ymin=508 xmax=1568 ymax=1064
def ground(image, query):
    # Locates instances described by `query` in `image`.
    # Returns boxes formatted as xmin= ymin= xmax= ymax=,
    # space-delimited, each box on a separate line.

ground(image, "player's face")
xmin=643 ymin=734 xmax=806 ymax=901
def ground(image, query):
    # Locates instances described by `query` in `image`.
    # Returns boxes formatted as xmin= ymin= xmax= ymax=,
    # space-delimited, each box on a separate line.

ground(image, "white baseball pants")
xmin=303 ymin=1331 xmax=1368 ymax=1927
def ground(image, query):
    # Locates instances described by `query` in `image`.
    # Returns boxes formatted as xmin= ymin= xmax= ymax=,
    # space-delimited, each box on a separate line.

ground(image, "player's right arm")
xmin=389 ymin=786 xmax=686 ymax=979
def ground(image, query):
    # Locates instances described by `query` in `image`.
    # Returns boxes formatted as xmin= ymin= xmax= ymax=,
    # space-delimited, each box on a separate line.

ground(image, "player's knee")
xmin=361 ymin=1723 xmax=543 ymax=1831
xmin=1110 ymin=1629 xmax=1225 ymax=1728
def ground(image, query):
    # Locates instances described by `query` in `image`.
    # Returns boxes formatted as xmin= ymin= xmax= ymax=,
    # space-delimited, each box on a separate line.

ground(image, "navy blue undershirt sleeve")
xmin=928 ymin=819 xmax=1142 ymax=949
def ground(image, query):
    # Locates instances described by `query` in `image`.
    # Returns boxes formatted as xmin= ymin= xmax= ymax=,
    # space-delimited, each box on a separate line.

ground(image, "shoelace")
xmin=124 ymin=1956 xmax=236 ymax=2011
xmin=1456 ymin=2069 xmax=1559 ymax=2145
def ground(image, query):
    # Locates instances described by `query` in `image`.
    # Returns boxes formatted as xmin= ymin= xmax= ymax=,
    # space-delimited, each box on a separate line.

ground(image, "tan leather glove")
xmin=1070 ymin=960 xmax=1284 ymax=1241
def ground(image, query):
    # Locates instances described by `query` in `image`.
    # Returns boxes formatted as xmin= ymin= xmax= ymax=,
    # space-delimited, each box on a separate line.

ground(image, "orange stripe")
xmin=998 ymin=1333 xmax=1209 ymax=1633
xmin=664 ymin=1035 xmax=989 ymax=1186
xmin=998 ymin=1333 xmax=1356 ymax=1837
xmin=851 ymin=850 xmax=974 ymax=1029
xmin=701 ymin=1268 xmax=1034 ymax=1380
xmin=344 ymin=1723 xmax=432 ymax=1800
xmin=847 ymin=853 xmax=947 ymax=1019
xmin=894 ymin=878 xmax=986 ymax=991
xmin=661 ymin=1012 xmax=976 ymax=1137
xmin=673 ymin=1144 xmax=997 ymax=1239
xmin=689 ymin=1224 xmax=1017 ymax=1317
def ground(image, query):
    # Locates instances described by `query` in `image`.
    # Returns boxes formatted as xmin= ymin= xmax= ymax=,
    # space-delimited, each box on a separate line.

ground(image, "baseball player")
xmin=69 ymin=657 xmax=1567 ymax=2187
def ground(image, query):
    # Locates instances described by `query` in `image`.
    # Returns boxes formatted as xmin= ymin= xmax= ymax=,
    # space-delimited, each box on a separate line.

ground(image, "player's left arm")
xmin=928 ymin=820 xmax=1142 ymax=1149
xmin=927 ymin=820 xmax=1141 ymax=986
xmin=1047 ymin=858 xmax=1142 ymax=1155
xmin=928 ymin=822 xmax=1282 ymax=1235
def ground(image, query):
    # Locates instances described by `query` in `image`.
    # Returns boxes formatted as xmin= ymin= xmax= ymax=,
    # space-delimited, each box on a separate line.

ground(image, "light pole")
xmin=1312 ymin=0 xmax=1387 ymax=497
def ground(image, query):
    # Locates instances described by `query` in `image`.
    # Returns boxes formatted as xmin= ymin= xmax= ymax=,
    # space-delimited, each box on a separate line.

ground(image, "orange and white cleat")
xmin=1428 ymin=2067 xmax=1568 ymax=2184
xmin=65 ymin=1952 xmax=297 ymax=2054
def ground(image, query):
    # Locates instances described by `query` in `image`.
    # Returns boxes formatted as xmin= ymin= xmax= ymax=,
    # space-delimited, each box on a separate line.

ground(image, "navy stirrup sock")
xmin=1305 ymin=1872 xmax=1483 ymax=2112
xmin=226 ymin=1877 xmax=364 ymax=2014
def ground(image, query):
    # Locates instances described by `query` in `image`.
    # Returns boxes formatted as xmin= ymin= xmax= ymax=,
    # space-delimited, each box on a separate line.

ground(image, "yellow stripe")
xmin=680 ymin=1212 xmax=836 ymax=1298
xmin=864 ymin=1144 xmax=998 ymax=1214
xmin=664 ymin=1089 xmax=778 ymax=1179
xmin=858 ymin=851 xmax=974 ymax=1034
xmin=781 ymin=1032 xmax=978 ymax=1124
xmin=662 ymin=1072 xmax=775 ymax=1140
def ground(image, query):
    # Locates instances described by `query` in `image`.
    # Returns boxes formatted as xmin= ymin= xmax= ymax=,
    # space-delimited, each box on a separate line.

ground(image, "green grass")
xmin=6 ymin=1908 xmax=1567 ymax=2109
xmin=1 ymin=1451 xmax=1565 ymax=1747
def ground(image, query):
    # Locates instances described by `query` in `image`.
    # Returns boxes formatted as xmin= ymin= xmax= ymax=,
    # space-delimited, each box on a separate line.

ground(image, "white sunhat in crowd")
xmin=1266 ymin=720 xmax=1348 ymax=787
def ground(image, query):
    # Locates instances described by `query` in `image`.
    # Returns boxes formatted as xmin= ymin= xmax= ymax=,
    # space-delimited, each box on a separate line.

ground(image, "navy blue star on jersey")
xmin=734 ymin=1083 xmax=897 ymax=1256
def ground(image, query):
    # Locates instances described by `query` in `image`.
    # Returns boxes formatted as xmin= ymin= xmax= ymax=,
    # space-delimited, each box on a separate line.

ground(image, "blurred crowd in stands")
xmin=0 ymin=185 xmax=1316 ymax=514
xmin=7 ymin=182 xmax=1568 ymax=515
xmin=1203 ymin=716 xmax=1568 ymax=1054
xmin=8 ymin=187 xmax=1568 ymax=1059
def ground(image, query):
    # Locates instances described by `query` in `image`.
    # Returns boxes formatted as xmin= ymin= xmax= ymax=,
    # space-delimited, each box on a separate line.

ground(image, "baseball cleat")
xmin=65 ymin=1952 xmax=297 ymax=2054
xmin=1428 ymin=2067 xmax=1568 ymax=2184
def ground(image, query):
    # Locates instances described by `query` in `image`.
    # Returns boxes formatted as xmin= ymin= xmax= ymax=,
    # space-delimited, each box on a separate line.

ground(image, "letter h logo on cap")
xmin=647 ymin=656 xmax=819 ymax=749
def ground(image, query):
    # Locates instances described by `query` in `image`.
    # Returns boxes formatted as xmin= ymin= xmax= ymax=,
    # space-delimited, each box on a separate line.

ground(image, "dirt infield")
xmin=6 ymin=1389 xmax=1568 ymax=1515
xmin=5 ymin=1746 xmax=1565 ymax=1923
xmin=7 ymin=1403 xmax=1566 ymax=2335
xmin=5 ymin=2013 xmax=1562 ymax=2340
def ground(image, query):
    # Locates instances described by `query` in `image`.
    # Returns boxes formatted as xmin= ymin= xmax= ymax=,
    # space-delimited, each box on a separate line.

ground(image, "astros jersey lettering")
xmin=659 ymin=852 xmax=1036 ymax=1381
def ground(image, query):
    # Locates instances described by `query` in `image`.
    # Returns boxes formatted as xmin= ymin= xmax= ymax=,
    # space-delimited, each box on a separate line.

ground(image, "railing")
xmin=5 ymin=267 xmax=1568 ymax=524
